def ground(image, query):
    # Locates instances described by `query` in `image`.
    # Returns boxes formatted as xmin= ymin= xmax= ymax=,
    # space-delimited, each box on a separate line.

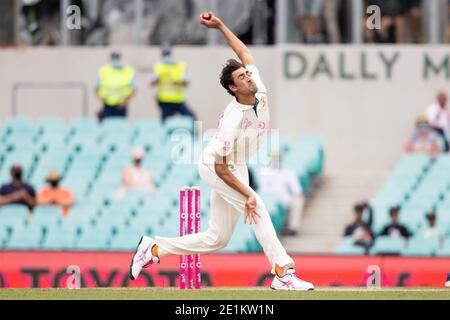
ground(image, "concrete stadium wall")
xmin=0 ymin=45 xmax=449 ymax=178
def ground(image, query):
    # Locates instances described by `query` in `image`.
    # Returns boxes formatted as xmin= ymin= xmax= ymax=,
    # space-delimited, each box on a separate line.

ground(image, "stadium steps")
xmin=282 ymin=169 xmax=389 ymax=253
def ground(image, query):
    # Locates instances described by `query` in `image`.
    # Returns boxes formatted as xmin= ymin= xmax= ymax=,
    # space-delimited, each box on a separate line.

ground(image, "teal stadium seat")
xmin=436 ymin=205 xmax=450 ymax=226
xmin=3 ymin=131 xmax=35 ymax=148
xmin=0 ymin=204 xmax=29 ymax=233
xmin=101 ymin=118 xmax=130 ymax=131
xmin=7 ymin=225 xmax=43 ymax=249
xmin=335 ymin=237 xmax=367 ymax=255
xmin=164 ymin=115 xmax=193 ymax=136
xmin=68 ymin=117 xmax=98 ymax=133
xmin=109 ymin=225 xmax=149 ymax=251
xmin=115 ymin=190 xmax=148 ymax=208
xmin=75 ymin=226 xmax=112 ymax=250
xmin=401 ymin=236 xmax=441 ymax=256
xmin=102 ymin=200 xmax=135 ymax=215
xmin=93 ymin=214 xmax=128 ymax=235
xmin=0 ymin=225 xmax=6 ymax=248
xmin=99 ymin=130 xmax=134 ymax=153
xmin=41 ymin=224 xmax=78 ymax=250
xmin=61 ymin=176 xmax=90 ymax=201
xmin=3 ymin=117 xmax=34 ymax=135
xmin=435 ymin=239 xmax=450 ymax=256
xmin=35 ymin=117 xmax=66 ymax=145
xmin=130 ymin=207 xmax=165 ymax=235
xmin=30 ymin=205 xmax=63 ymax=232
xmin=132 ymin=118 xmax=166 ymax=151
xmin=61 ymin=203 xmax=98 ymax=231
xmin=133 ymin=118 xmax=163 ymax=134
xmin=370 ymin=236 xmax=406 ymax=255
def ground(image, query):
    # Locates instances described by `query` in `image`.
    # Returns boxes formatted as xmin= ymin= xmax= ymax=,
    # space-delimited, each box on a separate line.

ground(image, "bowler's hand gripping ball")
xmin=202 ymin=13 xmax=212 ymax=21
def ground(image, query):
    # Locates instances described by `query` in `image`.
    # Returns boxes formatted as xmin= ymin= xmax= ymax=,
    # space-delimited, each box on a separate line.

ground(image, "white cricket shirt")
xmin=425 ymin=102 xmax=450 ymax=130
xmin=202 ymin=65 xmax=269 ymax=167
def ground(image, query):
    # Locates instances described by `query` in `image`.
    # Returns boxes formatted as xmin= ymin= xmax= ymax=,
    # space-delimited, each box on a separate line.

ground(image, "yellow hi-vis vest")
xmin=97 ymin=65 xmax=135 ymax=106
xmin=154 ymin=62 xmax=187 ymax=103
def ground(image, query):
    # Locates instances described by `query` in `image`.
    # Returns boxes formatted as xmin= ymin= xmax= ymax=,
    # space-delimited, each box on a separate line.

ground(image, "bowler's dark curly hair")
xmin=220 ymin=59 xmax=244 ymax=97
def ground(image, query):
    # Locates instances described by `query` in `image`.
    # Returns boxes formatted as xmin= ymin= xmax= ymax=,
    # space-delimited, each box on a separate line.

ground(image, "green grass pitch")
xmin=0 ymin=287 xmax=449 ymax=300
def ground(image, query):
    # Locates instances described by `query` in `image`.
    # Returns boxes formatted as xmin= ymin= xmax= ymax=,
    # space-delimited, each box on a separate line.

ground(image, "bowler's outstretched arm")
xmin=199 ymin=12 xmax=255 ymax=66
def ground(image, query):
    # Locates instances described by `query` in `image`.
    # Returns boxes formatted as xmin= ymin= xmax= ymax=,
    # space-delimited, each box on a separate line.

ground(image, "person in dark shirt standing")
xmin=343 ymin=202 xmax=374 ymax=253
xmin=379 ymin=206 xmax=412 ymax=239
xmin=0 ymin=164 xmax=36 ymax=211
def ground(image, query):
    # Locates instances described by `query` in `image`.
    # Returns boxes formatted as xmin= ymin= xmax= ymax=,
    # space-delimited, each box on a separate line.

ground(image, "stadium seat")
xmin=75 ymin=226 xmax=112 ymax=250
xmin=99 ymin=131 xmax=134 ymax=153
xmin=101 ymin=117 xmax=130 ymax=130
xmin=101 ymin=201 xmax=134 ymax=215
xmin=93 ymin=213 xmax=129 ymax=234
xmin=61 ymin=203 xmax=98 ymax=231
xmin=41 ymin=224 xmax=78 ymax=250
xmin=109 ymin=225 xmax=149 ymax=251
xmin=3 ymin=117 xmax=34 ymax=134
xmin=164 ymin=115 xmax=193 ymax=136
xmin=30 ymin=205 xmax=63 ymax=232
xmin=401 ymin=236 xmax=441 ymax=256
xmin=114 ymin=190 xmax=147 ymax=208
xmin=370 ymin=236 xmax=406 ymax=255
xmin=435 ymin=239 xmax=450 ymax=257
xmin=133 ymin=118 xmax=163 ymax=134
xmin=7 ymin=225 xmax=43 ymax=249
xmin=0 ymin=204 xmax=29 ymax=232
xmin=0 ymin=225 xmax=6 ymax=248
xmin=335 ymin=237 xmax=367 ymax=255
xmin=129 ymin=210 xmax=163 ymax=235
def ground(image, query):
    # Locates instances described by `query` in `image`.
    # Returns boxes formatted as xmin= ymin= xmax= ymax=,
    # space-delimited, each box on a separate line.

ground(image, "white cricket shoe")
xmin=270 ymin=269 xmax=314 ymax=291
xmin=129 ymin=236 xmax=159 ymax=280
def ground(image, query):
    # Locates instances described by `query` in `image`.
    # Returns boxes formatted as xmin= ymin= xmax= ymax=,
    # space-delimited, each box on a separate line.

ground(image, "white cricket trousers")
xmin=155 ymin=160 xmax=295 ymax=273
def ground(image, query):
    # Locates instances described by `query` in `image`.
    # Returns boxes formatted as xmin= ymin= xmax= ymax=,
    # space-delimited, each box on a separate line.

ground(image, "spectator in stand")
xmin=379 ymin=206 xmax=412 ymax=240
xmin=259 ymin=150 xmax=304 ymax=236
xmin=405 ymin=116 xmax=440 ymax=158
xmin=150 ymin=43 xmax=196 ymax=123
xmin=425 ymin=91 xmax=450 ymax=152
xmin=343 ymin=202 xmax=374 ymax=253
xmin=323 ymin=0 xmax=341 ymax=43
xmin=398 ymin=0 xmax=423 ymax=43
xmin=95 ymin=52 xmax=137 ymax=122
xmin=117 ymin=147 xmax=156 ymax=199
xmin=365 ymin=0 xmax=402 ymax=43
xmin=0 ymin=164 xmax=36 ymax=211
xmin=37 ymin=170 xmax=75 ymax=216
xmin=417 ymin=210 xmax=445 ymax=244
xmin=294 ymin=0 xmax=325 ymax=44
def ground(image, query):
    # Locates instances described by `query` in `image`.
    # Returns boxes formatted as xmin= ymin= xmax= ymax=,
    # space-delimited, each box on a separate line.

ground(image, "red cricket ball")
xmin=202 ymin=13 xmax=212 ymax=20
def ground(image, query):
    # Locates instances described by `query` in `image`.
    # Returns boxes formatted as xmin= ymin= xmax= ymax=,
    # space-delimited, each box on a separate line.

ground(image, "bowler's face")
xmin=231 ymin=67 xmax=257 ymax=96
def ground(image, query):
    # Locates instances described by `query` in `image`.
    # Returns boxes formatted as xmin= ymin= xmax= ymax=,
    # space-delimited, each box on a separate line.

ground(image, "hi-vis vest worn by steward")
xmin=97 ymin=65 xmax=135 ymax=106
xmin=154 ymin=61 xmax=187 ymax=103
